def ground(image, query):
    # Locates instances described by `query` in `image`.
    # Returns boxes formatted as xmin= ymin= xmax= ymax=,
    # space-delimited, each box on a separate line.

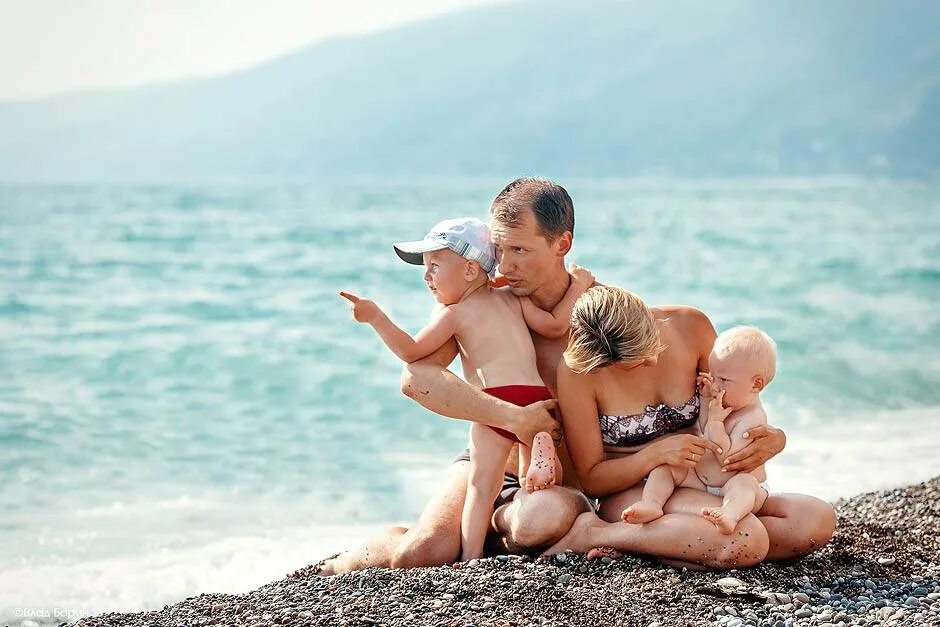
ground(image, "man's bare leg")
xmin=542 ymin=508 xmax=769 ymax=569
xmin=600 ymin=485 xmax=835 ymax=562
xmin=493 ymin=485 xmax=593 ymax=553
xmin=319 ymin=461 xmax=469 ymax=574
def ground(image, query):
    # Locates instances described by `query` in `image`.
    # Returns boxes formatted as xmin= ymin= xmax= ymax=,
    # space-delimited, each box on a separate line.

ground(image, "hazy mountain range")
xmin=1 ymin=0 xmax=938 ymax=181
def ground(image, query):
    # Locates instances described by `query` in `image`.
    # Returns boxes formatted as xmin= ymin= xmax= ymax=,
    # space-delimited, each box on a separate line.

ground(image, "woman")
xmin=544 ymin=287 xmax=783 ymax=567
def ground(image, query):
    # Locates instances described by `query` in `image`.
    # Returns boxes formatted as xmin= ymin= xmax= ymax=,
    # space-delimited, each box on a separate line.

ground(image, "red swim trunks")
xmin=482 ymin=385 xmax=554 ymax=443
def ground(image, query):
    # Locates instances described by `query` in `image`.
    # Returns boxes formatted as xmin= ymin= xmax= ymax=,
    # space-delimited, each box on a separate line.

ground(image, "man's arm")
xmin=519 ymin=264 xmax=594 ymax=339
xmin=400 ymin=343 xmax=560 ymax=444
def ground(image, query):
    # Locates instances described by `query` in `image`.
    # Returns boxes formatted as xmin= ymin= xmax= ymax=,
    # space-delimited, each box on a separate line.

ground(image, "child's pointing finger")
xmin=339 ymin=291 xmax=360 ymax=303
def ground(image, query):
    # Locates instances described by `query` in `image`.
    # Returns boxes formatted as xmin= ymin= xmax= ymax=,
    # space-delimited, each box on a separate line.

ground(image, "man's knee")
xmin=390 ymin=528 xmax=460 ymax=569
xmin=505 ymin=488 xmax=591 ymax=551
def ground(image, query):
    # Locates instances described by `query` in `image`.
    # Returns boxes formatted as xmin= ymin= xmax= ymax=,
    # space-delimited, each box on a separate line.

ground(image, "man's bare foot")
xmin=539 ymin=511 xmax=599 ymax=556
xmin=586 ymin=546 xmax=623 ymax=561
xmin=524 ymin=431 xmax=557 ymax=492
xmin=701 ymin=506 xmax=737 ymax=535
xmin=620 ymin=501 xmax=664 ymax=524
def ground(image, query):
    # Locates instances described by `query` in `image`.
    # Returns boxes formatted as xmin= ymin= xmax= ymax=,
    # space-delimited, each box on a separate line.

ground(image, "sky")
xmin=0 ymin=0 xmax=507 ymax=102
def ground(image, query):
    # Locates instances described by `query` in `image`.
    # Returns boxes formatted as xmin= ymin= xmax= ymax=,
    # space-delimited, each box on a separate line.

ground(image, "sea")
xmin=1 ymin=178 xmax=938 ymax=624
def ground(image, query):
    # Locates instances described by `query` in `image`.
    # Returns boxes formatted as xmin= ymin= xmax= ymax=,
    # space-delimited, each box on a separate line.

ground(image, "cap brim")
xmin=393 ymin=240 xmax=448 ymax=266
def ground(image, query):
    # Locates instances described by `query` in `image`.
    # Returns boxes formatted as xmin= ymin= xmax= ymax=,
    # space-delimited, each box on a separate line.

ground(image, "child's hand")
xmin=339 ymin=291 xmax=380 ymax=324
xmin=568 ymin=263 xmax=595 ymax=290
xmin=708 ymin=389 xmax=734 ymax=422
xmin=697 ymin=372 xmax=716 ymax=399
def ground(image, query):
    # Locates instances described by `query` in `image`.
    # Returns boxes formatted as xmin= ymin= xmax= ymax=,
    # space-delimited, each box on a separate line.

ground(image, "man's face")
xmin=490 ymin=210 xmax=562 ymax=297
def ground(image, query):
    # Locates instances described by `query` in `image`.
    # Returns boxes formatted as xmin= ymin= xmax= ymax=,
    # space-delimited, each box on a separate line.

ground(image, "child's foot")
xmin=701 ymin=506 xmax=737 ymax=535
xmin=524 ymin=431 xmax=557 ymax=492
xmin=620 ymin=501 xmax=664 ymax=524
xmin=586 ymin=546 xmax=624 ymax=561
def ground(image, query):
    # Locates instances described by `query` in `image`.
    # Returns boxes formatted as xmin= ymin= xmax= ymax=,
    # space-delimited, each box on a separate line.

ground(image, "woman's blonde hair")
xmin=564 ymin=286 xmax=665 ymax=374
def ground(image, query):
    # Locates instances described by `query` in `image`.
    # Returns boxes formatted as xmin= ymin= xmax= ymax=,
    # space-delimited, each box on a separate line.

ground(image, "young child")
xmin=621 ymin=325 xmax=776 ymax=535
xmin=340 ymin=217 xmax=594 ymax=559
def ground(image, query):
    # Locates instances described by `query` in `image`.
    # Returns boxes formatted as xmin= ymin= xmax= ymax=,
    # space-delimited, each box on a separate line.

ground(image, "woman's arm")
xmin=558 ymin=361 xmax=720 ymax=498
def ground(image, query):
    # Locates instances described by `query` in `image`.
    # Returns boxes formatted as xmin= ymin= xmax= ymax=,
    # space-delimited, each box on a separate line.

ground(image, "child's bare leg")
xmin=622 ymin=465 xmax=687 ymax=524
xmin=701 ymin=473 xmax=768 ymax=535
xmin=524 ymin=431 xmax=559 ymax=492
xmin=462 ymin=424 xmax=515 ymax=560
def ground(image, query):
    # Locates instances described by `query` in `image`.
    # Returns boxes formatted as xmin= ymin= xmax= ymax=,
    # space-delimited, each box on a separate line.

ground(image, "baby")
xmin=622 ymin=325 xmax=776 ymax=534
xmin=340 ymin=217 xmax=594 ymax=559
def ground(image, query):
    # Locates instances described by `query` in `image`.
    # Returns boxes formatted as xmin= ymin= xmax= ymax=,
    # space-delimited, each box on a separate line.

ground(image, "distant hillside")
xmin=1 ymin=0 xmax=938 ymax=181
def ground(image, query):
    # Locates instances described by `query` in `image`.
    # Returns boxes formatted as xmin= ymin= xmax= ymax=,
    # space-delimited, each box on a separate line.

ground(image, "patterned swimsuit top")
xmin=598 ymin=392 xmax=701 ymax=447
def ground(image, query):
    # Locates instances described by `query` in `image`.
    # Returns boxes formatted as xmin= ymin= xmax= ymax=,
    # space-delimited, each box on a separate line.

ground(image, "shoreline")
xmin=71 ymin=477 xmax=939 ymax=627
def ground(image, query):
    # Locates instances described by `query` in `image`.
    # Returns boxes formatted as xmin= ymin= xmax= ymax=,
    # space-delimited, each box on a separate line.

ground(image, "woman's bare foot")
xmin=540 ymin=511 xmax=599 ymax=556
xmin=524 ymin=431 xmax=557 ymax=492
xmin=701 ymin=506 xmax=737 ymax=535
xmin=586 ymin=546 xmax=624 ymax=561
xmin=621 ymin=501 xmax=664 ymax=524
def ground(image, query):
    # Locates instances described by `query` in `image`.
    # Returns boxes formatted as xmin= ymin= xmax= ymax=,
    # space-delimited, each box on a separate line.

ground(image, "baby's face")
xmin=422 ymin=249 xmax=471 ymax=305
xmin=709 ymin=350 xmax=760 ymax=410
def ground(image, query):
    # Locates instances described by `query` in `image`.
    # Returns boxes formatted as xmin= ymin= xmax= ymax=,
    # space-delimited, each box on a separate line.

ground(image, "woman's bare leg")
xmin=543 ymin=508 xmax=769 ymax=569
xmin=463 ymin=424 xmax=515 ymax=560
xmin=601 ymin=485 xmax=834 ymax=562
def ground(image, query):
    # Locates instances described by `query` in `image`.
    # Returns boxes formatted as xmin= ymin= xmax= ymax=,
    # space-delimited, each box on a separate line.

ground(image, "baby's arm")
xmin=519 ymin=264 xmax=595 ymax=338
xmin=696 ymin=373 xmax=729 ymax=456
xmin=340 ymin=291 xmax=457 ymax=363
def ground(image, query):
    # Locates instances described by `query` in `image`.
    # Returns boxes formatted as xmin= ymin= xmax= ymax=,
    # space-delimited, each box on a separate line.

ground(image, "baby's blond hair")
xmin=564 ymin=286 xmax=665 ymax=374
xmin=713 ymin=326 xmax=777 ymax=384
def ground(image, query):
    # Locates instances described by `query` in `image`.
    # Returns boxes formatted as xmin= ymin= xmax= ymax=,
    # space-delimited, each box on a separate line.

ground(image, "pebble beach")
xmin=69 ymin=476 xmax=940 ymax=627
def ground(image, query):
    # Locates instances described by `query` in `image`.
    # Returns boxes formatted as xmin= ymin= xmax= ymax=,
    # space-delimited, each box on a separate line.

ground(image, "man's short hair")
xmin=490 ymin=178 xmax=575 ymax=242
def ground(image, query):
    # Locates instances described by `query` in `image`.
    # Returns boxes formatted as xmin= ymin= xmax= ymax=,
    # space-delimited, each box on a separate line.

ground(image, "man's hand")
xmin=513 ymin=399 xmax=561 ymax=444
xmin=696 ymin=372 xmax=716 ymax=399
xmin=339 ymin=291 xmax=380 ymax=324
xmin=652 ymin=434 xmax=723 ymax=468
xmin=722 ymin=424 xmax=786 ymax=472
xmin=708 ymin=389 xmax=733 ymax=422
xmin=569 ymin=263 xmax=595 ymax=290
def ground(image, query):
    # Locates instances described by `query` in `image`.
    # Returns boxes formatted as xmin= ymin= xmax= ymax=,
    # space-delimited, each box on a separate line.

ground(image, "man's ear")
xmin=752 ymin=375 xmax=766 ymax=392
xmin=554 ymin=231 xmax=573 ymax=257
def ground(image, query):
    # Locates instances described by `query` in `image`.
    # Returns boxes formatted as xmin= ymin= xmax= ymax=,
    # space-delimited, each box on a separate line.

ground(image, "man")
xmin=320 ymin=178 xmax=836 ymax=574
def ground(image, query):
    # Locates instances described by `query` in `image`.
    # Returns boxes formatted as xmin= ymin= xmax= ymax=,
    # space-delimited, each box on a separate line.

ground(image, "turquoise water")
xmin=1 ymin=179 xmax=938 ymax=621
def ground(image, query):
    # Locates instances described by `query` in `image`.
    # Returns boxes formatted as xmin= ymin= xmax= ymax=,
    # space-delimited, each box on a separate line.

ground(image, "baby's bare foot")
xmin=701 ymin=506 xmax=737 ymax=535
xmin=586 ymin=546 xmax=624 ymax=561
xmin=620 ymin=501 xmax=664 ymax=524
xmin=524 ymin=431 xmax=557 ymax=492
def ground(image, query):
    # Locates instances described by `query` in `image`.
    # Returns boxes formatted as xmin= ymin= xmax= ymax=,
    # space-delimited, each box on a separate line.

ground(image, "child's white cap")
xmin=393 ymin=217 xmax=497 ymax=275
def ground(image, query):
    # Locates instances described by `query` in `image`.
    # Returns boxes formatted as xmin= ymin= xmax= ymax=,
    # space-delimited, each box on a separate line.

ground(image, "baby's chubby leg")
xmin=701 ymin=472 xmax=768 ymax=535
xmin=462 ymin=424 xmax=516 ymax=561
xmin=622 ymin=465 xmax=688 ymax=524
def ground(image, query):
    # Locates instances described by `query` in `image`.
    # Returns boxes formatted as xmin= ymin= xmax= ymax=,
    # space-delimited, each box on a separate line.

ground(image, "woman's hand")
xmin=652 ymin=434 xmax=722 ymax=468
xmin=722 ymin=425 xmax=786 ymax=472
